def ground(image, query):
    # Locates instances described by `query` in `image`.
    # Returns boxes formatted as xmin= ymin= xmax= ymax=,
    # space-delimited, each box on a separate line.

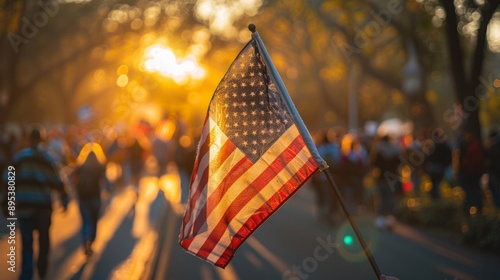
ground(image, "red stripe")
xmin=182 ymin=120 xmax=211 ymax=229
xmin=182 ymin=140 xmax=239 ymax=248
xmin=191 ymin=157 xmax=253 ymax=236
xmin=215 ymin=157 xmax=318 ymax=267
xmin=189 ymin=116 xmax=210 ymax=191
xmin=196 ymin=135 xmax=307 ymax=260
xmin=182 ymin=137 xmax=236 ymax=246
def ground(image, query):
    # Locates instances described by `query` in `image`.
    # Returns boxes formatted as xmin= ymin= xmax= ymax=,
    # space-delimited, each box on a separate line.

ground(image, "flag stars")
xmin=209 ymin=43 xmax=295 ymax=163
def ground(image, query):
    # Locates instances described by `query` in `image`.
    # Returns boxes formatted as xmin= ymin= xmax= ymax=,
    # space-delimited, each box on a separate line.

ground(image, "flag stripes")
xmin=214 ymin=157 xmax=317 ymax=267
xmin=180 ymin=119 xmax=317 ymax=267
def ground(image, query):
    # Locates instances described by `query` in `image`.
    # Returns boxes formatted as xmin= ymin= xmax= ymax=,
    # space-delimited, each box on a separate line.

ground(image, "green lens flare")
xmin=343 ymin=235 xmax=354 ymax=246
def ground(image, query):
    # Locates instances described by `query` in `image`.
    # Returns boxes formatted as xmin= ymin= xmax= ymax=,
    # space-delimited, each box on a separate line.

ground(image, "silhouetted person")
xmin=424 ymin=128 xmax=452 ymax=200
xmin=127 ymin=137 xmax=145 ymax=192
xmin=403 ymin=131 xmax=425 ymax=195
xmin=338 ymin=134 xmax=368 ymax=214
xmin=370 ymin=134 xmax=401 ymax=228
xmin=73 ymin=144 xmax=106 ymax=257
xmin=312 ymin=128 xmax=341 ymax=224
xmin=485 ymin=130 xmax=500 ymax=208
xmin=2 ymin=128 xmax=68 ymax=280
xmin=456 ymin=131 xmax=485 ymax=215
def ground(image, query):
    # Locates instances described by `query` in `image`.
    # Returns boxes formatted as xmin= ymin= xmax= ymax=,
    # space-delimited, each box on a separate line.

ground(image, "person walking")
xmin=424 ymin=128 xmax=452 ymax=200
xmin=370 ymin=134 xmax=401 ymax=229
xmin=126 ymin=136 xmax=145 ymax=193
xmin=2 ymin=127 xmax=69 ymax=280
xmin=72 ymin=143 xmax=107 ymax=257
xmin=311 ymin=128 xmax=341 ymax=224
xmin=485 ymin=130 xmax=500 ymax=209
xmin=456 ymin=131 xmax=485 ymax=216
xmin=338 ymin=134 xmax=368 ymax=214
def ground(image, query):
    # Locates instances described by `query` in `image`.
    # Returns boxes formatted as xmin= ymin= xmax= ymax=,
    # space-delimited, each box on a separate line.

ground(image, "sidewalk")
xmin=0 ymin=168 xmax=177 ymax=280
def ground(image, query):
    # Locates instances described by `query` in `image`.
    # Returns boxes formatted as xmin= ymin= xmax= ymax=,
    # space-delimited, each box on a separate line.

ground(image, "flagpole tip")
xmin=248 ymin=23 xmax=256 ymax=33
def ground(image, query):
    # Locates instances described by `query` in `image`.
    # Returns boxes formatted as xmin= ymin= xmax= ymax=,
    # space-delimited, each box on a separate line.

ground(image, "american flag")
xmin=179 ymin=39 xmax=320 ymax=267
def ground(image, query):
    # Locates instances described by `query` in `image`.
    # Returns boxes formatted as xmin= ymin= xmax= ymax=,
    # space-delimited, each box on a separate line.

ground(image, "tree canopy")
xmin=0 ymin=0 xmax=499 ymax=140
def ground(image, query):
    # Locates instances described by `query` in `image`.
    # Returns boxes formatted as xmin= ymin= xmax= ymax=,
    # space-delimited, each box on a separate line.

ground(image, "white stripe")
xmin=209 ymin=145 xmax=312 ymax=262
xmin=184 ymin=118 xmax=241 ymax=237
xmin=187 ymin=125 xmax=312 ymax=260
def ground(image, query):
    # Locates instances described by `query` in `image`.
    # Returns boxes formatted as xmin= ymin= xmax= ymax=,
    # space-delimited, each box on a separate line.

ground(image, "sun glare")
xmin=143 ymin=45 xmax=205 ymax=83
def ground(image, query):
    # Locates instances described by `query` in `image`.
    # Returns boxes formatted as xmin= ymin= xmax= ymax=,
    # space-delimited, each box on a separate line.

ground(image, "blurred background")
xmin=0 ymin=0 xmax=499 ymax=137
xmin=1 ymin=1 xmax=500 ymax=280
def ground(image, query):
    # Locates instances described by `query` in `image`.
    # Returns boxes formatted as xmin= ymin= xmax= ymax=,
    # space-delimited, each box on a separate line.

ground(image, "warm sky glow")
xmin=143 ymin=45 xmax=205 ymax=83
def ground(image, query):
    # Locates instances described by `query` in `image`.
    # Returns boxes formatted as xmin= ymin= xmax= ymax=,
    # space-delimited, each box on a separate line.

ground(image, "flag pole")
xmin=248 ymin=23 xmax=382 ymax=279
xmin=323 ymin=169 xmax=382 ymax=279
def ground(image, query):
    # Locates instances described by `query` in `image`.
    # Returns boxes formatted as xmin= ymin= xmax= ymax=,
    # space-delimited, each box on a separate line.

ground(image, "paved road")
xmin=151 ymin=176 xmax=500 ymax=280
xmin=2 ymin=167 xmax=499 ymax=280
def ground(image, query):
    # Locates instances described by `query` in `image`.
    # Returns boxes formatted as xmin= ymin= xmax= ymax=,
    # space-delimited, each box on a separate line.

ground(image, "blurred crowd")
xmin=311 ymin=126 xmax=500 ymax=229
xmin=1 ymin=118 xmax=500 ymax=278
xmin=0 ymin=115 xmax=196 ymax=193
xmin=0 ymin=115 xmax=197 ymax=279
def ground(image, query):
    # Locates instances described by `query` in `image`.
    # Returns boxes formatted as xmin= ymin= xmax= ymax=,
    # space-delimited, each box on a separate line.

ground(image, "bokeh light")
xmin=143 ymin=44 xmax=205 ymax=83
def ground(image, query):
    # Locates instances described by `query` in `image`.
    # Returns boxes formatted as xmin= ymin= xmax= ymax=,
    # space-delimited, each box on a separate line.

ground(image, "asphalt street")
xmin=1 ymin=167 xmax=499 ymax=280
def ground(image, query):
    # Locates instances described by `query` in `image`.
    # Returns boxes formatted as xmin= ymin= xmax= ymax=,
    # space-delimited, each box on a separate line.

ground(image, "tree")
xmin=440 ymin=0 xmax=500 ymax=141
